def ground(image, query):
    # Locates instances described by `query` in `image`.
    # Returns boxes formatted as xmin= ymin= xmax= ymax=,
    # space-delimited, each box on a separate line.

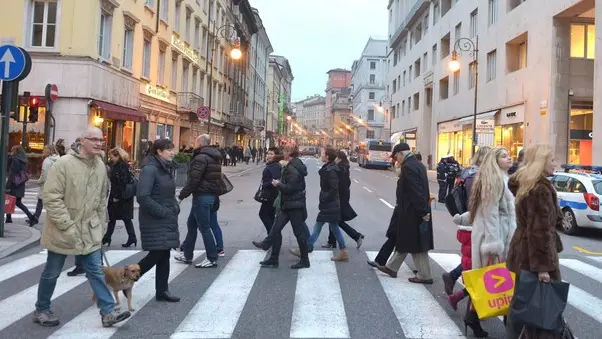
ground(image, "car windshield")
xmin=593 ymin=180 xmax=602 ymax=195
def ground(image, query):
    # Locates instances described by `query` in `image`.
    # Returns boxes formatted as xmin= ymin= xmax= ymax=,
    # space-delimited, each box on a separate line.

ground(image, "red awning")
xmin=92 ymin=100 xmax=146 ymax=123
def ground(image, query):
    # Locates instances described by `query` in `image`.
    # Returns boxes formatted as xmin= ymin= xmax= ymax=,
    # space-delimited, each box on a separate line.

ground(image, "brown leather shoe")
xmin=376 ymin=265 xmax=398 ymax=278
xmin=408 ymin=277 xmax=434 ymax=284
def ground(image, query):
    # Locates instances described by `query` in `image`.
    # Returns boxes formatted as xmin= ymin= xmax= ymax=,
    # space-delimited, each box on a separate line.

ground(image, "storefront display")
xmin=437 ymin=119 xmax=472 ymax=166
xmin=495 ymin=105 xmax=525 ymax=162
xmin=568 ymin=101 xmax=593 ymax=165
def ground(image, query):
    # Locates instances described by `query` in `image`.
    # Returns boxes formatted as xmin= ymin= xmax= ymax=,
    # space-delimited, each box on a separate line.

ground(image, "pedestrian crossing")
xmin=0 ymin=249 xmax=600 ymax=338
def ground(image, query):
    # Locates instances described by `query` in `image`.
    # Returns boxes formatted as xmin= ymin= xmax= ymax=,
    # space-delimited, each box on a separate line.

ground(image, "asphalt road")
xmin=0 ymin=156 xmax=601 ymax=338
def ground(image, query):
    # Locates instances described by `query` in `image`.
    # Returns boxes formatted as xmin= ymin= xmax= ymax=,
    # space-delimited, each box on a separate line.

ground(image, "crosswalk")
xmin=0 ymin=249 xmax=600 ymax=338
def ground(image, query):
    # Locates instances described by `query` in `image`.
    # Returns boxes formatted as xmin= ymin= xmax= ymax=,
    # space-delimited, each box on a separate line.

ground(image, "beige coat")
xmin=41 ymin=150 xmax=108 ymax=255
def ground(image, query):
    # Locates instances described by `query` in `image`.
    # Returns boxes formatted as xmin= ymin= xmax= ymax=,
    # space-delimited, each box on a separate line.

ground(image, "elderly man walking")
xmin=177 ymin=134 xmax=225 ymax=268
xmin=33 ymin=127 xmax=131 ymax=327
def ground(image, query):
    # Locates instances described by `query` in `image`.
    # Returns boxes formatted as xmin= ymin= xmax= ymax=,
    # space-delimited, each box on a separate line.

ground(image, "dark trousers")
xmin=374 ymin=237 xmax=396 ymax=266
xmin=327 ymin=221 xmax=361 ymax=245
xmin=258 ymin=201 xmax=276 ymax=234
xmin=450 ymin=263 xmax=468 ymax=295
xmin=6 ymin=197 xmax=35 ymax=220
xmin=138 ymin=250 xmax=170 ymax=293
xmin=104 ymin=218 xmax=137 ymax=241
xmin=263 ymin=208 xmax=309 ymax=261
xmin=438 ymin=180 xmax=447 ymax=201
xmin=34 ymin=198 xmax=43 ymax=218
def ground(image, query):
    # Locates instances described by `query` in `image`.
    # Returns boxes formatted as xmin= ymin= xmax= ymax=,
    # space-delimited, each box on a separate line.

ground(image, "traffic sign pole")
xmin=0 ymin=81 xmax=13 ymax=237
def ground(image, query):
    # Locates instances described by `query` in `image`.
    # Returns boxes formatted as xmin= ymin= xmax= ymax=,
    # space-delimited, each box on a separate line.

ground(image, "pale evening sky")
xmin=250 ymin=0 xmax=389 ymax=102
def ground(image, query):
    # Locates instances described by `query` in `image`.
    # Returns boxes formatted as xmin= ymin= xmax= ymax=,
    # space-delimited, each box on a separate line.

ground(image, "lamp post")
xmin=378 ymin=95 xmax=392 ymax=139
xmin=449 ymin=36 xmax=479 ymax=156
xmin=206 ymin=24 xmax=242 ymax=143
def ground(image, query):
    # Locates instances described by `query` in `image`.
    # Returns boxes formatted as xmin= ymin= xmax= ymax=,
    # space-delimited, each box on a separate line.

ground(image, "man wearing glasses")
xmin=33 ymin=127 xmax=131 ymax=328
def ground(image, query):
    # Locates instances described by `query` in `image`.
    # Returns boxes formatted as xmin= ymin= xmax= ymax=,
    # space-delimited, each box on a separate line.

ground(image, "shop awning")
xmin=93 ymin=100 xmax=146 ymax=123
xmin=390 ymin=131 xmax=404 ymax=144
xmin=459 ymin=110 xmax=499 ymax=124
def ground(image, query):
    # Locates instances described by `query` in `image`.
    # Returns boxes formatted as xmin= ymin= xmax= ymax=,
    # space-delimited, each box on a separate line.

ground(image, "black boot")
xmin=5 ymin=215 xmax=12 ymax=223
xmin=291 ymin=259 xmax=310 ymax=269
xmin=156 ymin=291 xmax=180 ymax=302
xmin=67 ymin=266 xmax=85 ymax=277
xmin=464 ymin=308 xmax=488 ymax=338
xmin=122 ymin=238 xmax=137 ymax=248
xmin=259 ymin=258 xmax=278 ymax=268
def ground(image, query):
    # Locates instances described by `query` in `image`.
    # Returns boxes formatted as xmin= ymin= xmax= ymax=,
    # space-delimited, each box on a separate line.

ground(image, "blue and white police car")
xmin=551 ymin=165 xmax=602 ymax=235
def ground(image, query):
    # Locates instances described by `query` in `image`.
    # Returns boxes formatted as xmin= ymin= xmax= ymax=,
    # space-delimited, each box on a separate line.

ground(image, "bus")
xmin=358 ymin=139 xmax=393 ymax=168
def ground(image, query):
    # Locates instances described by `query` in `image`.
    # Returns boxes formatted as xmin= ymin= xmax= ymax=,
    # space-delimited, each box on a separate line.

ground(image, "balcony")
xmin=389 ymin=0 xmax=430 ymax=48
xmin=176 ymin=92 xmax=203 ymax=112
xmin=254 ymin=119 xmax=266 ymax=128
xmin=230 ymin=114 xmax=254 ymax=130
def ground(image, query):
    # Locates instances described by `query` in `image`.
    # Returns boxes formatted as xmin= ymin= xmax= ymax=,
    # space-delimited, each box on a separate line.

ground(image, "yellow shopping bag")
xmin=462 ymin=262 xmax=516 ymax=319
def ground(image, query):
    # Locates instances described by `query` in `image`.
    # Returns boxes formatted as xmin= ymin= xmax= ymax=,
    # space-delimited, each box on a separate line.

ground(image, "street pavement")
xmin=0 ymin=156 xmax=601 ymax=338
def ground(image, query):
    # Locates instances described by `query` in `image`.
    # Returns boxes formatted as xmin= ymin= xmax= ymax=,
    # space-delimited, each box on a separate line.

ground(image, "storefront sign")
xmin=476 ymin=119 xmax=495 ymax=134
xmin=171 ymin=34 xmax=199 ymax=65
xmin=438 ymin=119 xmax=463 ymax=133
xmin=570 ymin=129 xmax=593 ymax=140
xmin=146 ymin=84 xmax=170 ymax=102
xmin=404 ymin=132 xmax=416 ymax=140
xmin=499 ymin=104 xmax=524 ymax=125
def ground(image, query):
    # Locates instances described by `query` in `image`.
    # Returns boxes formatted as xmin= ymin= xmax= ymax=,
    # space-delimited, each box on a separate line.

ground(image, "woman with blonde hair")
xmin=102 ymin=147 xmax=137 ymax=247
xmin=506 ymin=145 xmax=564 ymax=338
xmin=463 ymin=146 xmax=516 ymax=335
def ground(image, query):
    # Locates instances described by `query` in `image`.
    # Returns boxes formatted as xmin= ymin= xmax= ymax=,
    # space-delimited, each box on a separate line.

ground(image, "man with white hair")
xmin=34 ymin=127 xmax=130 ymax=327
xmin=177 ymin=134 xmax=225 ymax=268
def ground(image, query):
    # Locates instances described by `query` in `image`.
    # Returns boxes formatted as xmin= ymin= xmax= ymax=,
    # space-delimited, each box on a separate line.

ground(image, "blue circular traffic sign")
xmin=0 ymin=45 xmax=27 ymax=81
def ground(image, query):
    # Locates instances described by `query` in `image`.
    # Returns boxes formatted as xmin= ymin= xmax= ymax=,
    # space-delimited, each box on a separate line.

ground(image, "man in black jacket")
xmin=177 ymin=134 xmax=224 ymax=268
xmin=252 ymin=144 xmax=311 ymax=269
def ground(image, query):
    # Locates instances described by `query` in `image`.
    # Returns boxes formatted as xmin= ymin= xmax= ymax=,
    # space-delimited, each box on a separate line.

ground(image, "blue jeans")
xmin=181 ymin=209 xmax=223 ymax=252
xmin=36 ymin=250 xmax=115 ymax=315
xmin=308 ymin=221 xmax=346 ymax=249
xmin=184 ymin=195 xmax=218 ymax=262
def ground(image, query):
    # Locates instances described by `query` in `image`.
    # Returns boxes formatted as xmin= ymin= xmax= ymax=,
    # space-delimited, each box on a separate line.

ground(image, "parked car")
xmin=551 ymin=165 xmax=602 ymax=235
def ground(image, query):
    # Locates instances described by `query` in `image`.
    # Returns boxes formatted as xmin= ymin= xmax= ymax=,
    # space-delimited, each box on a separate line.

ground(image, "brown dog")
xmin=92 ymin=264 xmax=141 ymax=312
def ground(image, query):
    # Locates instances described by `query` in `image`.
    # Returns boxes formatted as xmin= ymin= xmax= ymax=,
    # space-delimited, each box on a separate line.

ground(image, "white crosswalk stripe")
xmin=0 ymin=249 xmax=600 ymax=338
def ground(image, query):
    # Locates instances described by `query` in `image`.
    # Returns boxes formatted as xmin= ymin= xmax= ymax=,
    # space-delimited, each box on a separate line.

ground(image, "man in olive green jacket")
xmin=33 ymin=127 xmax=130 ymax=328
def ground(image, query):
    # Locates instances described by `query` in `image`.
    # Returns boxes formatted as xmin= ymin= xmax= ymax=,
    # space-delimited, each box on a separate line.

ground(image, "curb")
xmin=0 ymin=225 xmax=42 ymax=260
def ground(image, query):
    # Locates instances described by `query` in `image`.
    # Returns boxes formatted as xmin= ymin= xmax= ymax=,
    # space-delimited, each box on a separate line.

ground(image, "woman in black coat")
xmin=324 ymin=151 xmax=364 ymax=249
xmin=5 ymin=145 xmax=37 ymax=226
xmin=291 ymin=147 xmax=349 ymax=261
xmin=102 ymin=147 xmax=137 ymax=247
xmin=136 ymin=139 xmax=180 ymax=302
xmin=257 ymin=147 xmax=282 ymax=234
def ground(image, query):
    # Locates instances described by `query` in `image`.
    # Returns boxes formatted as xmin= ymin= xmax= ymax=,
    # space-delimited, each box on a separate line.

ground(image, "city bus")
xmin=357 ymin=139 xmax=393 ymax=168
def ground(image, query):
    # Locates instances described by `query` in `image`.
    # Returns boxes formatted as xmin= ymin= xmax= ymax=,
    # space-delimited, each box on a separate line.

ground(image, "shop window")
xmin=570 ymin=24 xmax=595 ymax=59
xmin=568 ymin=101 xmax=593 ymax=165
xmin=156 ymin=124 xmax=174 ymax=140
xmin=30 ymin=0 xmax=59 ymax=48
xmin=494 ymin=123 xmax=524 ymax=161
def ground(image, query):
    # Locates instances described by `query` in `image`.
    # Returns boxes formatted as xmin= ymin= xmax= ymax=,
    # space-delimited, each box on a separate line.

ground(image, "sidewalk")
xmin=0 ymin=222 xmax=41 ymax=259
xmin=222 ymin=161 xmax=263 ymax=177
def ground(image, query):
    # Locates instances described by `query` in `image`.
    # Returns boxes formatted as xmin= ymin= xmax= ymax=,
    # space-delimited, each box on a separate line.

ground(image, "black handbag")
xmin=122 ymin=170 xmax=138 ymax=200
xmin=254 ymin=183 xmax=276 ymax=203
xmin=509 ymin=270 xmax=570 ymax=331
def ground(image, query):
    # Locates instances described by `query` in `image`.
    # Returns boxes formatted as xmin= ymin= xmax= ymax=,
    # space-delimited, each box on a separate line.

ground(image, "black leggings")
xmin=6 ymin=197 xmax=35 ymax=220
xmin=138 ymin=250 xmax=170 ymax=293
xmin=104 ymin=219 xmax=137 ymax=241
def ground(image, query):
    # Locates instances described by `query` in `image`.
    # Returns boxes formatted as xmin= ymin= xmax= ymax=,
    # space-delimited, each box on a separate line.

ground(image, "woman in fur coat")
xmin=505 ymin=145 xmax=564 ymax=339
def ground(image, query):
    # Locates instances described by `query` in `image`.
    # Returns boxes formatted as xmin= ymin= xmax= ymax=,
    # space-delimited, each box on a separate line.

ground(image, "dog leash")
xmin=101 ymin=248 xmax=111 ymax=267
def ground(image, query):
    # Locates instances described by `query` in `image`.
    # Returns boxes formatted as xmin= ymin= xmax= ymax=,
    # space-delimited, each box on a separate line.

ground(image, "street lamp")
xmin=207 ymin=25 xmax=242 ymax=141
xmin=449 ymin=36 xmax=479 ymax=156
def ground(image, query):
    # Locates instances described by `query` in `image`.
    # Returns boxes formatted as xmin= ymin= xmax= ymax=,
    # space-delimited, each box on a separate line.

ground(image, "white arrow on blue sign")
xmin=0 ymin=44 xmax=27 ymax=81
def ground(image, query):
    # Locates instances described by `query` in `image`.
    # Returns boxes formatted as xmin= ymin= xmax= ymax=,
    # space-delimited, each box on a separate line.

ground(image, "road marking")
xmin=354 ymin=168 xmax=362 ymax=171
xmin=0 ymin=251 xmax=47 ymax=283
xmin=379 ymin=198 xmax=394 ymax=209
xmin=0 ymin=250 xmax=139 ymax=332
xmin=290 ymin=251 xmax=349 ymax=338
xmin=587 ymin=256 xmax=602 ymax=264
xmin=49 ymin=251 xmax=205 ymax=339
xmin=171 ymin=250 xmax=265 ymax=339
xmin=560 ymin=258 xmax=602 ymax=283
xmin=429 ymin=252 xmax=505 ymax=322
xmin=352 ymin=179 xmax=359 ymax=183
xmin=363 ymin=186 xmax=373 ymax=193
xmin=366 ymin=251 xmax=464 ymax=338
xmin=573 ymin=246 xmax=602 ymax=255
xmin=564 ymin=282 xmax=602 ymax=324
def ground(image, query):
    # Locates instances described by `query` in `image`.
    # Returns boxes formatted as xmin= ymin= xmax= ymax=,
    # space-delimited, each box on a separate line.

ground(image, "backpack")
xmin=444 ymin=168 xmax=475 ymax=216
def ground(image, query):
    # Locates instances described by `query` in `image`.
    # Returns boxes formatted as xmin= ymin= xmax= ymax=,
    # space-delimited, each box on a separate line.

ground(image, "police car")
xmin=551 ymin=165 xmax=602 ymax=235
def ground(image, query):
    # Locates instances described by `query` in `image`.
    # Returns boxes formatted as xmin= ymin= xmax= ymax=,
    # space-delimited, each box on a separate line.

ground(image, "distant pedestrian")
xmin=258 ymin=147 xmax=282 ymax=234
xmin=5 ymin=145 xmax=37 ymax=226
xmin=34 ymin=126 xmax=130 ymax=327
xmin=31 ymin=144 xmax=59 ymax=223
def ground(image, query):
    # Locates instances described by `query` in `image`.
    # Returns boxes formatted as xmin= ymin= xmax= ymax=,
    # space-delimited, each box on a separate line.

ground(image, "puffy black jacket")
xmin=278 ymin=157 xmax=307 ymax=210
xmin=317 ymin=162 xmax=341 ymax=223
xmin=178 ymin=146 xmax=223 ymax=200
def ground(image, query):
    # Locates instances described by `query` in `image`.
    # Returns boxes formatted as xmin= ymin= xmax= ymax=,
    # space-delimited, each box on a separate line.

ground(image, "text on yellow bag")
xmin=462 ymin=262 xmax=516 ymax=319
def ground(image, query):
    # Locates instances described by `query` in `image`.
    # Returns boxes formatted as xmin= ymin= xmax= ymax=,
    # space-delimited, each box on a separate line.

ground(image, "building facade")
xmin=387 ymin=0 xmax=597 ymax=169
xmin=247 ymin=7 xmax=273 ymax=148
xmin=0 ymin=0 xmax=264 ymax=166
xmin=270 ymin=55 xmax=294 ymax=144
xmin=350 ymin=37 xmax=389 ymax=142
xmin=294 ymin=95 xmax=327 ymax=145
xmin=324 ymin=68 xmax=352 ymax=145
xmin=266 ymin=58 xmax=283 ymax=148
